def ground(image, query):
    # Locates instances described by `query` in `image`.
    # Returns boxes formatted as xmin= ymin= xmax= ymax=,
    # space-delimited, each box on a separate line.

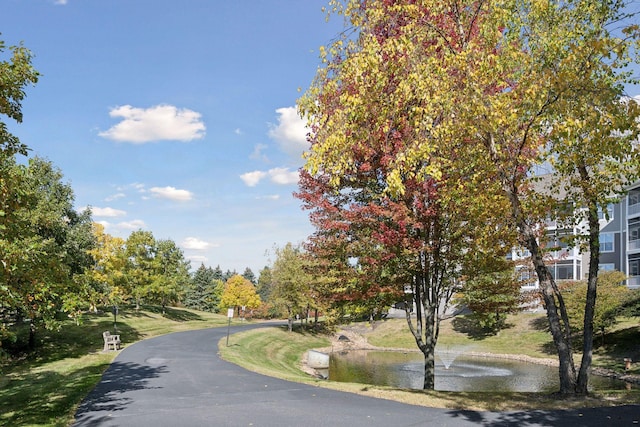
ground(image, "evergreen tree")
xmin=222 ymin=269 xmax=236 ymax=282
xmin=242 ymin=267 xmax=256 ymax=285
xmin=211 ymin=265 xmax=224 ymax=281
xmin=185 ymin=264 xmax=219 ymax=312
xmin=256 ymin=266 xmax=273 ymax=302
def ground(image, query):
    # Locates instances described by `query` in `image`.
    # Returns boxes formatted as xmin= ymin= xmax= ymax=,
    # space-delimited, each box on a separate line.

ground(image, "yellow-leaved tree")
xmin=300 ymin=0 xmax=640 ymax=395
xmin=220 ymin=274 xmax=261 ymax=317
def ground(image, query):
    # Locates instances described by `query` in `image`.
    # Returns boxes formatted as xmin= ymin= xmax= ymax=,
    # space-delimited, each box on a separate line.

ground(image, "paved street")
xmin=73 ymin=324 xmax=639 ymax=426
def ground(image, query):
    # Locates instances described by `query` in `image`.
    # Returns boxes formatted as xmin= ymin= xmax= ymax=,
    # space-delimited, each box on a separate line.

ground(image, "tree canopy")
xmin=299 ymin=0 xmax=640 ymax=394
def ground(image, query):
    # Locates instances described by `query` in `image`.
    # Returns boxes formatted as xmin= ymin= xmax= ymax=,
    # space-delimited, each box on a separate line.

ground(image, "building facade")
xmin=510 ymin=183 xmax=640 ymax=290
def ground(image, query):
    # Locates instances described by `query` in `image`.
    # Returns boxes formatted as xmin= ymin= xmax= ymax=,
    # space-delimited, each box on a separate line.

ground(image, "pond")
xmin=328 ymin=350 xmax=634 ymax=392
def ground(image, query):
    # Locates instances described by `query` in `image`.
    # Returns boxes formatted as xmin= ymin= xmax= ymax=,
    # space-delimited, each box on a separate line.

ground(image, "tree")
xmin=456 ymin=257 xmax=523 ymax=333
xmin=241 ymin=267 xmax=256 ymax=285
xmin=303 ymin=0 xmax=640 ymax=396
xmin=85 ymin=222 xmax=128 ymax=309
xmin=146 ymin=239 xmax=190 ymax=314
xmin=222 ymin=269 xmax=237 ymax=282
xmin=298 ymin=0 xmax=514 ymax=389
xmin=563 ymin=271 xmax=631 ymax=345
xmin=256 ymin=266 xmax=273 ymax=302
xmin=270 ymin=243 xmax=314 ymax=332
xmin=124 ymin=230 xmax=156 ymax=310
xmin=185 ymin=264 xmax=220 ymax=312
xmin=0 ymin=38 xmax=39 ymax=156
xmin=219 ymin=275 xmax=261 ymax=317
xmin=1 ymin=157 xmax=94 ymax=348
xmin=211 ymin=265 xmax=224 ymax=281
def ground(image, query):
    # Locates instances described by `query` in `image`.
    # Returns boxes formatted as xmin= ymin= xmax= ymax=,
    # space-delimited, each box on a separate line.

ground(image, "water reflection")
xmin=329 ymin=350 xmax=633 ymax=392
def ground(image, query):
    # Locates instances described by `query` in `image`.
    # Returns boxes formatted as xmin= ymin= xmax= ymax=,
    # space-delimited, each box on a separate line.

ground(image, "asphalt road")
xmin=73 ymin=324 xmax=639 ymax=427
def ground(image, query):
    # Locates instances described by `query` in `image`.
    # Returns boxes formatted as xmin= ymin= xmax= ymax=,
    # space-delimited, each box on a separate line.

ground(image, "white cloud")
xmin=118 ymin=220 xmax=147 ymax=230
xmin=182 ymin=237 xmax=215 ymax=250
xmin=268 ymin=167 xmax=299 ymax=185
xmin=240 ymin=168 xmax=299 ymax=187
xmin=99 ymin=104 xmax=206 ymax=143
xmin=54 ymin=0 xmax=68 ymax=4
xmin=268 ymin=106 xmax=309 ymax=161
xmin=105 ymin=192 xmax=126 ymax=202
xmin=100 ymin=219 xmax=147 ymax=235
xmin=149 ymin=186 xmax=193 ymax=201
xmin=240 ymin=170 xmax=268 ymax=187
xmin=250 ymin=143 xmax=269 ymax=162
xmin=90 ymin=206 xmax=127 ymax=217
xmin=257 ymin=194 xmax=280 ymax=200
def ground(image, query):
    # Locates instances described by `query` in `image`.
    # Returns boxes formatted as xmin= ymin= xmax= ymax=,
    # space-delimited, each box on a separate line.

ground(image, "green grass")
xmin=219 ymin=313 xmax=640 ymax=411
xmin=0 ymin=306 xmax=235 ymax=427
xmin=222 ymin=325 xmax=330 ymax=382
xmin=367 ymin=314 xmax=640 ymax=375
xmin=368 ymin=313 xmax=556 ymax=359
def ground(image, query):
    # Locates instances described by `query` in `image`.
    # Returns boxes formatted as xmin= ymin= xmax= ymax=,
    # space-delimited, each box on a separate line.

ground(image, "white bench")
xmin=103 ymin=331 xmax=121 ymax=351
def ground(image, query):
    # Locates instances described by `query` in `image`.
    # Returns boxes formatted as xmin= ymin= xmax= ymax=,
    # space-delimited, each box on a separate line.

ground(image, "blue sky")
xmin=2 ymin=0 xmax=345 ymax=274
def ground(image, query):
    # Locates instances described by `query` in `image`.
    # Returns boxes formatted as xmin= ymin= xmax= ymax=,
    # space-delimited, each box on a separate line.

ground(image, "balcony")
xmin=629 ymin=201 xmax=640 ymax=217
xmin=630 ymin=239 xmax=640 ymax=252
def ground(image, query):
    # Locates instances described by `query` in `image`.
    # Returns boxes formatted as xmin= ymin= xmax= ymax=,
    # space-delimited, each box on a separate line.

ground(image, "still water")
xmin=329 ymin=350 xmax=633 ymax=392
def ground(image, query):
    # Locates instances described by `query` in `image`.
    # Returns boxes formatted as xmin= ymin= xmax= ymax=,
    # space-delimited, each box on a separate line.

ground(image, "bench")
xmin=103 ymin=331 xmax=121 ymax=351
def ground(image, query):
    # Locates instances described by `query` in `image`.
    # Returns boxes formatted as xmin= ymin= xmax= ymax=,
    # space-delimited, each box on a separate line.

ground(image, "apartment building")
xmin=510 ymin=182 xmax=640 ymax=290
xmin=600 ymin=184 xmax=640 ymax=289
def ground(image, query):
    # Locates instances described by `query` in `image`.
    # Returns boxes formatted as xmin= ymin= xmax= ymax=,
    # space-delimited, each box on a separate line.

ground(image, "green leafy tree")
xmin=1 ymin=157 xmax=94 ymax=348
xmin=146 ymin=239 xmax=190 ymax=314
xmin=0 ymin=38 xmax=39 ymax=156
xmin=219 ymin=274 xmax=261 ymax=317
xmin=270 ymin=243 xmax=314 ymax=332
xmin=563 ymin=271 xmax=631 ymax=345
xmin=456 ymin=257 xmax=523 ymax=333
xmin=124 ymin=230 xmax=156 ymax=310
xmin=85 ymin=222 xmax=128 ymax=309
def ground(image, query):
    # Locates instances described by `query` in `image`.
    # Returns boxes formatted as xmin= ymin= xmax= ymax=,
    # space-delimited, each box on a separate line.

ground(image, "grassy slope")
xmin=0 ymin=306 xmax=233 ymax=427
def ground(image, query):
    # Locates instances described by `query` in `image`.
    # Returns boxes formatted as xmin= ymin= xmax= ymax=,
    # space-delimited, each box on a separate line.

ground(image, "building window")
xmin=598 ymin=204 xmax=614 ymax=220
xmin=600 ymin=233 xmax=614 ymax=253
xmin=599 ymin=263 xmax=615 ymax=271
xmin=548 ymin=263 xmax=575 ymax=280
xmin=557 ymin=265 xmax=574 ymax=280
xmin=630 ymin=259 xmax=640 ymax=276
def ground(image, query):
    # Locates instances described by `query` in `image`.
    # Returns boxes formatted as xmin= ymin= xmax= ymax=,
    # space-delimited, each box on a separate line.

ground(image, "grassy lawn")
xmin=219 ymin=313 xmax=640 ymax=411
xmin=0 ymin=306 xmax=234 ymax=427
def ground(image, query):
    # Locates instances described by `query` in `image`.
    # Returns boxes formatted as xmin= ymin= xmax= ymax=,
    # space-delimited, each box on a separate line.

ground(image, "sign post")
xmin=226 ymin=308 xmax=234 ymax=346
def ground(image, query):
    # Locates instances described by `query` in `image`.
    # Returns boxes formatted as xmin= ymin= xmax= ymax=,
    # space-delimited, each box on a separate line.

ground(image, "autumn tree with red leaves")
xmin=297 ymin=1 xmax=513 ymax=389
xmin=300 ymin=0 xmax=640 ymax=395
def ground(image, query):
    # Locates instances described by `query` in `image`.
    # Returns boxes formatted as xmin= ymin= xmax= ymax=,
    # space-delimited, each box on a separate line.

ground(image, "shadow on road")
xmin=73 ymin=361 xmax=167 ymax=426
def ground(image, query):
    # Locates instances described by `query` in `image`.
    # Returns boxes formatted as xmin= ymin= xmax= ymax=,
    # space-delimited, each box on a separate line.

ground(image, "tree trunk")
xmin=404 ymin=273 xmax=439 ymax=390
xmin=28 ymin=320 xmax=36 ymax=350
xmin=503 ymin=178 xmax=577 ymax=394
xmin=577 ymin=171 xmax=600 ymax=395
xmin=422 ymin=304 xmax=437 ymax=390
